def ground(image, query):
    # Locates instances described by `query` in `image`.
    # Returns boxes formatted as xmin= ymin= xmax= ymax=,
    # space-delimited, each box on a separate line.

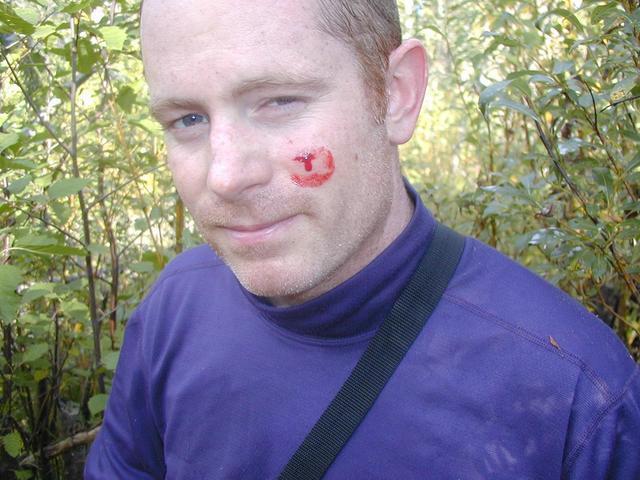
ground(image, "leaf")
xmin=14 ymin=233 xmax=57 ymax=248
xmin=0 ymin=158 xmax=37 ymax=171
xmin=592 ymin=167 xmax=613 ymax=197
xmin=591 ymin=3 xmax=621 ymax=24
xmin=14 ymin=233 xmax=86 ymax=257
xmin=529 ymin=74 xmax=556 ymax=85
xmin=552 ymin=60 xmax=574 ymax=75
xmin=21 ymin=245 xmax=87 ymax=256
xmin=129 ymin=119 xmax=160 ymax=134
xmin=490 ymin=34 xmax=520 ymax=47
xmin=0 ymin=4 xmax=36 ymax=35
xmin=77 ymin=38 xmax=99 ymax=75
xmin=14 ymin=7 xmax=39 ymax=25
xmin=626 ymin=153 xmax=640 ymax=173
xmin=621 ymin=130 xmax=640 ymax=143
xmin=22 ymin=282 xmax=56 ymax=303
xmin=479 ymin=80 xmax=513 ymax=113
xmin=61 ymin=299 xmax=89 ymax=320
xmin=7 ymin=175 xmax=32 ymax=195
xmin=32 ymin=24 xmax=57 ymax=40
xmin=511 ymin=78 xmax=532 ymax=97
xmin=131 ymin=261 xmax=154 ymax=273
xmin=493 ymin=98 xmax=540 ymax=122
xmin=619 ymin=219 xmax=640 ymax=240
xmin=21 ymin=343 xmax=49 ymax=363
xmin=15 ymin=470 xmax=33 ymax=480
xmin=483 ymin=200 xmax=507 ymax=217
xmin=611 ymin=76 xmax=639 ymax=95
xmin=103 ymin=351 xmax=120 ymax=371
xmin=48 ymin=177 xmax=91 ymax=199
xmin=0 ymin=265 xmax=22 ymax=322
xmin=62 ymin=0 xmax=95 ymax=14
xmin=0 ymin=265 xmax=21 ymax=292
xmin=26 ymin=245 xmax=86 ymax=256
xmin=0 ymin=132 xmax=19 ymax=153
xmin=538 ymin=8 xmax=584 ymax=33
xmin=558 ymin=138 xmax=588 ymax=155
xmin=88 ymin=394 xmax=109 ymax=416
xmin=87 ymin=244 xmax=110 ymax=255
xmin=422 ymin=23 xmax=445 ymax=37
xmin=116 ymin=86 xmax=136 ymax=113
xmin=2 ymin=431 xmax=23 ymax=458
xmin=506 ymin=70 xmax=547 ymax=80
xmin=99 ymin=25 xmax=127 ymax=51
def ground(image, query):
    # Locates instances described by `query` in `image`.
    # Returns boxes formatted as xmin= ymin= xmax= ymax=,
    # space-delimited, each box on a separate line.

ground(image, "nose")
xmin=206 ymin=120 xmax=273 ymax=201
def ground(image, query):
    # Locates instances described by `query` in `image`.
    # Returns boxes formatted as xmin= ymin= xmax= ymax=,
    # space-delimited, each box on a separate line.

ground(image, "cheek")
xmin=166 ymin=151 xmax=207 ymax=198
xmin=290 ymin=147 xmax=336 ymax=188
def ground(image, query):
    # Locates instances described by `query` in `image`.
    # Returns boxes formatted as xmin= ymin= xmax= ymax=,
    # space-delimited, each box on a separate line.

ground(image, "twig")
xmin=86 ymin=165 xmax=164 ymax=210
xmin=68 ymin=16 xmax=104 ymax=394
xmin=580 ymin=79 xmax=637 ymax=201
xmin=19 ymin=426 xmax=101 ymax=467
xmin=597 ymin=288 xmax=640 ymax=337
xmin=11 ymin=205 xmax=85 ymax=247
xmin=0 ymin=48 xmax=73 ymax=159
xmin=528 ymin=100 xmax=598 ymax=224
xmin=601 ymin=94 xmax=640 ymax=112
xmin=527 ymin=98 xmax=640 ymax=303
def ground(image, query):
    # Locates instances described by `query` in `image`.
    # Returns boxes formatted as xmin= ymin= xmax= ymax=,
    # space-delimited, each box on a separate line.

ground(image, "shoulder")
xmin=157 ymin=244 xmax=225 ymax=281
xmin=445 ymin=236 xmax=637 ymax=395
xmin=149 ymin=244 xmax=230 ymax=293
xmin=134 ymin=244 xmax=239 ymax=318
xmin=441 ymin=235 xmax=639 ymax=472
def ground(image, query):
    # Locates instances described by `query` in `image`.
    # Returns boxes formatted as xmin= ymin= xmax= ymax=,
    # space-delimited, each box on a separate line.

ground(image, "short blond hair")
xmin=315 ymin=0 xmax=402 ymax=123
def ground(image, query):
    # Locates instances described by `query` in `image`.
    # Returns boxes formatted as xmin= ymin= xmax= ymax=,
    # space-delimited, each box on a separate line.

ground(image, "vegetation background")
xmin=0 ymin=0 xmax=638 ymax=477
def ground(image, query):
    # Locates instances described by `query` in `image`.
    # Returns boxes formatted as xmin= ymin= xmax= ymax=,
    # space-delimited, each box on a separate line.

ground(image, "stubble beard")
xmin=189 ymin=187 xmax=327 ymax=300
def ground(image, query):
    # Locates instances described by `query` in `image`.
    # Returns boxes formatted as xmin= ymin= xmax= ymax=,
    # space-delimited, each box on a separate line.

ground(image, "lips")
xmin=221 ymin=215 xmax=297 ymax=245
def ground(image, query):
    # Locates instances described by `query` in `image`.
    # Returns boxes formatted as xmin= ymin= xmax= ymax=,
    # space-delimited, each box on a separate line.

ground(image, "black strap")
xmin=278 ymin=223 xmax=465 ymax=480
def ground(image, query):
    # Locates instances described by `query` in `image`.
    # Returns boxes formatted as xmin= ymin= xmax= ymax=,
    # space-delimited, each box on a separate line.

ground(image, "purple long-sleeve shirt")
xmin=85 ymin=185 xmax=640 ymax=479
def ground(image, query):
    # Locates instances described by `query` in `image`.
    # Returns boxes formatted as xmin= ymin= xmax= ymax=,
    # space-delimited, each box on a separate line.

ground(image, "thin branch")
xmin=580 ymin=79 xmax=637 ymax=201
xmin=601 ymin=94 xmax=640 ymax=112
xmin=19 ymin=426 xmax=101 ymax=467
xmin=12 ymin=205 xmax=85 ymax=247
xmin=597 ymin=288 xmax=640 ymax=337
xmin=527 ymin=98 xmax=640 ymax=303
xmin=68 ymin=16 xmax=104 ymax=394
xmin=117 ymin=229 xmax=146 ymax=257
xmin=528 ymin=102 xmax=598 ymax=224
xmin=0 ymin=48 xmax=73 ymax=158
xmin=86 ymin=165 xmax=164 ymax=211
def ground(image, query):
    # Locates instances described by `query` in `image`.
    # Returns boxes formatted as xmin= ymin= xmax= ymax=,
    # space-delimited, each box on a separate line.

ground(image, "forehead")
xmin=141 ymin=0 xmax=352 ymax=98
xmin=141 ymin=0 xmax=317 ymax=46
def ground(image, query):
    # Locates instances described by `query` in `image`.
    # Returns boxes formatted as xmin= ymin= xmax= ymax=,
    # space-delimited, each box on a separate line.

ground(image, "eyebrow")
xmin=149 ymin=98 xmax=204 ymax=121
xmin=149 ymin=73 xmax=330 ymax=120
xmin=232 ymin=73 xmax=329 ymax=97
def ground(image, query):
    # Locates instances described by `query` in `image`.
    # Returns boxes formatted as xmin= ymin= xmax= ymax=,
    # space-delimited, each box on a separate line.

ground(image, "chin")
xmin=229 ymin=262 xmax=322 ymax=305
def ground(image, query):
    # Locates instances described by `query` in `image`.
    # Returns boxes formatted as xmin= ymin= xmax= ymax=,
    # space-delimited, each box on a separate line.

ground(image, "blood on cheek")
xmin=291 ymin=147 xmax=335 ymax=188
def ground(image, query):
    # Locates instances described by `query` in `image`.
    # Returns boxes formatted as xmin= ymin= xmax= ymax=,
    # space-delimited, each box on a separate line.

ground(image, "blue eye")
xmin=272 ymin=97 xmax=298 ymax=106
xmin=173 ymin=113 xmax=209 ymax=129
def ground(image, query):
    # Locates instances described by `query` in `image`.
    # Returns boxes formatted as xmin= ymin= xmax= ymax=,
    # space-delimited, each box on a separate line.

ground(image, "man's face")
xmin=141 ymin=0 xmax=404 ymax=305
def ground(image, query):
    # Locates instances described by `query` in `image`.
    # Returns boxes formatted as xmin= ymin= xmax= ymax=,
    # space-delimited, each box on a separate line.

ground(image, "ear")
xmin=385 ymin=39 xmax=429 ymax=145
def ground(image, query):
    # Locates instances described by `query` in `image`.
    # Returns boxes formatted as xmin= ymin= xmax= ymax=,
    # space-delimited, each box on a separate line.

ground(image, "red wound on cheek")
xmin=291 ymin=147 xmax=335 ymax=188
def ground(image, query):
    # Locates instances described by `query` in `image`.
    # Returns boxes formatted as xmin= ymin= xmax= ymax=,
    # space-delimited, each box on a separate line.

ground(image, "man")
xmin=85 ymin=0 xmax=640 ymax=478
